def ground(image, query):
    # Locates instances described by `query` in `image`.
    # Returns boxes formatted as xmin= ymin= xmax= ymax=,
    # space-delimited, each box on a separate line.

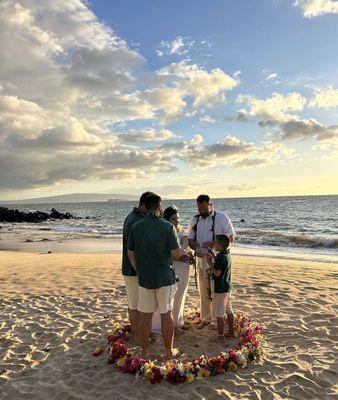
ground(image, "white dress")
xmin=152 ymin=230 xmax=190 ymax=332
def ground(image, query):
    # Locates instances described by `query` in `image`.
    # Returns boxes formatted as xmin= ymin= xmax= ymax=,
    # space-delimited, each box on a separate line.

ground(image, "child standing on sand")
xmin=206 ymin=234 xmax=232 ymax=342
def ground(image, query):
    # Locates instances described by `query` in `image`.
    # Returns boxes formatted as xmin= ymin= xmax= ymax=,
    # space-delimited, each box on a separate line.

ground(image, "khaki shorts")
xmin=138 ymin=284 xmax=177 ymax=314
xmin=124 ymin=275 xmax=139 ymax=310
xmin=212 ymin=292 xmax=229 ymax=318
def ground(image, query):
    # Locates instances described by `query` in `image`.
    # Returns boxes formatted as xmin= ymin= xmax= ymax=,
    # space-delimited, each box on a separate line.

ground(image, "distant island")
xmin=0 ymin=193 xmax=139 ymax=204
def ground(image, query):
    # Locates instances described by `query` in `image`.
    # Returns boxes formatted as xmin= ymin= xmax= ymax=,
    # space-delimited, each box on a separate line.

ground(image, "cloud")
xmin=228 ymin=183 xmax=256 ymax=191
xmin=237 ymin=92 xmax=307 ymax=122
xmin=181 ymin=135 xmax=295 ymax=169
xmin=189 ymin=134 xmax=204 ymax=145
xmin=0 ymin=0 xmax=294 ymax=194
xmin=118 ymin=128 xmax=175 ymax=142
xmin=267 ymin=73 xmax=278 ymax=81
xmin=156 ymin=36 xmax=195 ymax=57
xmin=279 ymin=118 xmax=338 ymax=141
xmin=200 ymin=111 xmax=251 ymax=124
xmin=157 ymin=61 xmax=238 ymax=111
xmin=308 ymin=86 xmax=338 ymax=109
xmin=294 ymin=0 xmax=338 ymax=18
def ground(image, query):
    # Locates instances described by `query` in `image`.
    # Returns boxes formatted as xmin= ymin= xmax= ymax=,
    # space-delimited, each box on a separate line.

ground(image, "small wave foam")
xmin=236 ymin=229 xmax=338 ymax=249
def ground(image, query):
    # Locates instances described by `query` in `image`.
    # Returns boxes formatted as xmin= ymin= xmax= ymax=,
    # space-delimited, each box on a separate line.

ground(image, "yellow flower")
xmin=228 ymin=361 xmax=238 ymax=371
xmin=144 ymin=369 xmax=154 ymax=380
xmin=186 ymin=374 xmax=195 ymax=383
xmin=184 ymin=362 xmax=192 ymax=370
xmin=116 ymin=357 xmax=126 ymax=366
xmin=198 ymin=368 xmax=210 ymax=378
xmin=144 ymin=361 xmax=155 ymax=369
xmin=111 ymin=322 xmax=122 ymax=332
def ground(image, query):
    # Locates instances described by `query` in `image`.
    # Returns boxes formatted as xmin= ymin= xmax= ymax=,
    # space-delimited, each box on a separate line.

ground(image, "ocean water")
xmin=1 ymin=195 xmax=337 ymax=261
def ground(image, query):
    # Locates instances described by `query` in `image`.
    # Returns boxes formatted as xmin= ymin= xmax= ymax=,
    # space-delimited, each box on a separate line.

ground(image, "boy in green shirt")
xmin=206 ymin=234 xmax=232 ymax=342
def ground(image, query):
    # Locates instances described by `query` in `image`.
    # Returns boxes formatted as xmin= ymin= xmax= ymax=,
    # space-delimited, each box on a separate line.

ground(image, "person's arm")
xmin=211 ymin=266 xmax=222 ymax=277
xmin=212 ymin=255 xmax=224 ymax=277
xmin=127 ymin=229 xmax=137 ymax=271
xmin=169 ymin=225 xmax=183 ymax=261
xmin=127 ymin=250 xmax=137 ymax=272
xmin=187 ymin=216 xmax=199 ymax=250
xmin=222 ymin=213 xmax=236 ymax=244
xmin=171 ymin=247 xmax=183 ymax=261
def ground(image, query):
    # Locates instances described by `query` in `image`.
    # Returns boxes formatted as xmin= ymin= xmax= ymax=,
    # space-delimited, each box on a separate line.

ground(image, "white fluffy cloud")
xmin=158 ymin=61 xmax=238 ymax=110
xmin=237 ymin=92 xmax=307 ymax=122
xmin=294 ymin=0 xmax=338 ymax=18
xmin=308 ymin=86 xmax=338 ymax=109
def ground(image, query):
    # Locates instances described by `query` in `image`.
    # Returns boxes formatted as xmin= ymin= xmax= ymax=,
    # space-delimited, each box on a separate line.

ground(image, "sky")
xmin=0 ymin=0 xmax=337 ymax=200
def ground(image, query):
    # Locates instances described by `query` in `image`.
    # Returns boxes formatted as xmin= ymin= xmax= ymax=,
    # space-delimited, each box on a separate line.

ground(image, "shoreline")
xmin=1 ymin=229 xmax=337 ymax=264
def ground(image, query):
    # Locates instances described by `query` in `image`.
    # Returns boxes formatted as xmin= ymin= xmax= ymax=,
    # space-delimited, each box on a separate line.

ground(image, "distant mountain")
xmin=0 ymin=193 xmax=139 ymax=204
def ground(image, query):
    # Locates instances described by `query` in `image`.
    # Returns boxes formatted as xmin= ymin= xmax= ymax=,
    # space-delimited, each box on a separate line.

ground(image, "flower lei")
xmin=101 ymin=313 xmax=266 ymax=385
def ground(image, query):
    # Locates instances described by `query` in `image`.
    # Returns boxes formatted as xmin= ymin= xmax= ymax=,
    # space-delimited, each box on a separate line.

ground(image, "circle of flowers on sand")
xmin=101 ymin=312 xmax=266 ymax=384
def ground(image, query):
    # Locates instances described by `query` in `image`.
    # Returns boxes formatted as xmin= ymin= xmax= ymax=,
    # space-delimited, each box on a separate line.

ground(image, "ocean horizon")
xmin=1 ymin=195 xmax=337 ymax=263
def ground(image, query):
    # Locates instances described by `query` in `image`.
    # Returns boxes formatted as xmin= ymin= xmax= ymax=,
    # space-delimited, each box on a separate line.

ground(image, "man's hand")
xmin=211 ymin=266 xmax=221 ymax=277
xmin=179 ymin=254 xmax=191 ymax=263
xmin=171 ymin=247 xmax=183 ymax=261
xmin=201 ymin=241 xmax=214 ymax=249
xmin=205 ymin=252 xmax=214 ymax=267
xmin=127 ymin=250 xmax=137 ymax=272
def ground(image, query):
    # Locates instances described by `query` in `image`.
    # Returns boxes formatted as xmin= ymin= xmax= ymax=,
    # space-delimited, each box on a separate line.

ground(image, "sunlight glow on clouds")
xmin=294 ymin=0 xmax=338 ymax=18
xmin=237 ymin=92 xmax=307 ymax=122
xmin=0 ymin=0 xmax=337 ymax=198
xmin=309 ymin=86 xmax=338 ymax=108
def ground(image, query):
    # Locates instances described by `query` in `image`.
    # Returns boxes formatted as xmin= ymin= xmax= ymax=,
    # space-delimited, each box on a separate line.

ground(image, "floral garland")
xmin=99 ymin=312 xmax=266 ymax=385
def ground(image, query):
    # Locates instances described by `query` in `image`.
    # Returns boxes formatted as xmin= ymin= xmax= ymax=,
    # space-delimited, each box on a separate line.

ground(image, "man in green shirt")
xmin=122 ymin=191 xmax=154 ymax=342
xmin=128 ymin=194 xmax=183 ymax=359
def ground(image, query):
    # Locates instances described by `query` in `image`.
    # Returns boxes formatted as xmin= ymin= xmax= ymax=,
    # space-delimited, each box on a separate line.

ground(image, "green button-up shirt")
xmin=128 ymin=215 xmax=180 ymax=289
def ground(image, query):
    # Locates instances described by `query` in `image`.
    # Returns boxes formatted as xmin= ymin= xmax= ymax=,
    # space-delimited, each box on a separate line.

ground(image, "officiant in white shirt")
xmin=187 ymin=194 xmax=236 ymax=334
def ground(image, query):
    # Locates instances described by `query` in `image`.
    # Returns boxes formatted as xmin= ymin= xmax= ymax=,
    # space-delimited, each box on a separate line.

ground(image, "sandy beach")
xmin=0 ymin=251 xmax=337 ymax=399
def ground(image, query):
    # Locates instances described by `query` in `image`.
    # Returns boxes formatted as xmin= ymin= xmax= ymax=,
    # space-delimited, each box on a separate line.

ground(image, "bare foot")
xmin=180 ymin=324 xmax=190 ymax=331
xmin=165 ymin=348 xmax=183 ymax=360
xmin=207 ymin=323 xmax=218 ymax=331
xmin=197 ymin=321 xmax=211 ymax=330
xmin=225 ymin=332 xmax=235 ymax=338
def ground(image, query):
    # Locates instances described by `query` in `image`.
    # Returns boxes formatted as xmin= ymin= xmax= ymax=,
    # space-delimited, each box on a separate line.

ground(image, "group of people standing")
xmin=121 ymin=192 xmax=235 ymax=359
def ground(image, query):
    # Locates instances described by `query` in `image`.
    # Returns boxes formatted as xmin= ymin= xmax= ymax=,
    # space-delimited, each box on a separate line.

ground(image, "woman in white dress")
xmin=152 ymin=206 xmax=194 ymax=332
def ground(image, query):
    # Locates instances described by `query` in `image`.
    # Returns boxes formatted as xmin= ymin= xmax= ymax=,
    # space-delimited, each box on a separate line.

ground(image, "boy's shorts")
xmin=138 ymin=283 xmax=177 ymax=314
xmin=226 ymin=291 xmax=233 ymax=314
xmin=124 ymin=275 xmax=139 ymax=310
xmin=212 ymin=292 xmax=229 ymax=318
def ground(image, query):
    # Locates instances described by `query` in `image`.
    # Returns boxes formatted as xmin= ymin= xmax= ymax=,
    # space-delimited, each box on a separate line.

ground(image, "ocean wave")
xmin=236 ymin=229 xmax=338 ymax=249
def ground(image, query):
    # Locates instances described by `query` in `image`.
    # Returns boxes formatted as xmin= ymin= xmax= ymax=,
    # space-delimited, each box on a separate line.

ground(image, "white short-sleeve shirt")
xmin=187 ymin=210 xmax=235 ymax=245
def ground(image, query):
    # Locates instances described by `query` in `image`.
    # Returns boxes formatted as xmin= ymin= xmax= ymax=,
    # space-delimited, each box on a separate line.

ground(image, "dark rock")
xmin=40 ymin=238 xmax=50 ymax=242
xmin=47 ymin=251 xmax=52 ymax=254
xmin=49 ymin=208 xmax=75 ymax=219
xmin=25 ymin=239 xmax=33 ymax=243
xmin=240 ymin=219 xmax=245 ymax=222
xmin=0 ymin=206 xmax=77 ymax=223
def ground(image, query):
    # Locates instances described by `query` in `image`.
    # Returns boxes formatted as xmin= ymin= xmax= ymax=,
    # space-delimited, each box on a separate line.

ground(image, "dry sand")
xmin=0 ymin=251 xmax=337 ymax=399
